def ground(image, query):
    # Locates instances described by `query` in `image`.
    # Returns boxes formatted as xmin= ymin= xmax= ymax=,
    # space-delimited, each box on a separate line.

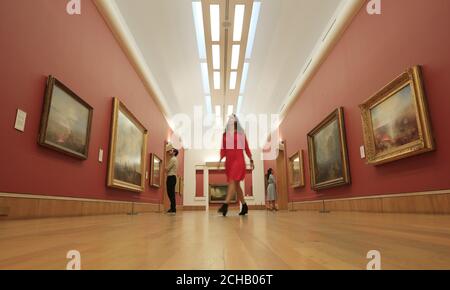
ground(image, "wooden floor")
xmin=1 ymin=210 xmax=450 ymax=270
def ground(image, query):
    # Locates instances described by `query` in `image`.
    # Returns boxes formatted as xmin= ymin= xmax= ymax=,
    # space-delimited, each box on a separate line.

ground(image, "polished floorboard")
xmin=1 ymin=210 xmax=450 ymax=270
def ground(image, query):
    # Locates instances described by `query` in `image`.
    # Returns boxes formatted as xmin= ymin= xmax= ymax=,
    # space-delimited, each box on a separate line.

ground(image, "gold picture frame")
xmin=149 ymin=153 xmax=162 ymax=188
xmin=288 ymin=150 xmax=305 ymax=188
xmin=176 ymin=176 xmax=184 ymax=195
xmin=359 ymin=66 xmax=435 ymax=165
xmin=107 ymin=97 xmax=148 ymax=192
xmin=38 ymin=76 xmax=93 ymax=160
xmin=307 ymin=107 xmax=351 ymax=191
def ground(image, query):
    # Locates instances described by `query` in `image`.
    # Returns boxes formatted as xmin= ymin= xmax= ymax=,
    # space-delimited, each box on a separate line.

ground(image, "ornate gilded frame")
xmin=288 ymin=150 xmax=305 ymax=188
xmin=307 ymin=107 xmax=351 ymax=191
xmin=107 ymin=97 xmax=148 ymax=192
xmin=149 ymin=153 xmax=162 ymax=188
xmin=359 ymin=66 xmax=434 ymax=165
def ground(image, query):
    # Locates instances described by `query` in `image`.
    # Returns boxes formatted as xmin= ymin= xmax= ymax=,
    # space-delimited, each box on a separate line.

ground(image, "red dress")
xmin=220 ymin=132 xmax=252 ymax=182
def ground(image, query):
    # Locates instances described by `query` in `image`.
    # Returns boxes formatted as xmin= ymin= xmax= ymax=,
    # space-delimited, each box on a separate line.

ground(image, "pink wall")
xmin=196 ymin=170 xmax=204 ymax=197
xmin=0 ymin=0 xmax=174 ymax=203
xmin=266 ymin=0 xmax=450 ymax=202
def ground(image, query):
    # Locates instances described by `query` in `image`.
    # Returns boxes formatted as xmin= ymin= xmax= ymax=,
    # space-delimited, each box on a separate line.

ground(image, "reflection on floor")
xmin=1 ymin=210 xmax=450 ymax=270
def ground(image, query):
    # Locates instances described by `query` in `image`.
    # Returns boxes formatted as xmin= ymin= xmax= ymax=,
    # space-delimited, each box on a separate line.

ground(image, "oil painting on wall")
xmin=38 ymin=76 xmax=93 ymax=159
xmin=307 ymin=108 xmax=351 ymax=190
xmin=210 ymin=184 xmax=236 ymax=204
xmin=289 ymin=151 xmax=305 ymax=188
xmin=150 ymin=153 xmax=162 ymax=188
xmin=107 ymin=98 xmax=148 ymax=192
xmin=360 ymin=66 xmax=434 ymax=165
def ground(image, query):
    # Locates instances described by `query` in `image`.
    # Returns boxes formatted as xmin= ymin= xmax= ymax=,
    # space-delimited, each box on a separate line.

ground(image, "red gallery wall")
xmin=265 ymin=0 xmax=450 ymax=202
xmin=0 ymin=0 xmax=174 ymax=203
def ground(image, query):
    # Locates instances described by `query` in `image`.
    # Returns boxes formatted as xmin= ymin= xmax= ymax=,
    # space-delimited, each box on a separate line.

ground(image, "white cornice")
xmin=279 ymin=0 xmax=366 ymax=121
xmin=93 ymin=0 xmax=173 ymax=125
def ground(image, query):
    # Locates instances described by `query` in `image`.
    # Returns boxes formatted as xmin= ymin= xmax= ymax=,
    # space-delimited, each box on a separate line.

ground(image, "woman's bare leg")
xmin=235 ymin=181 xmax=245 ymax=204
xmin=225 ymin=181 xmax=236 ymax=204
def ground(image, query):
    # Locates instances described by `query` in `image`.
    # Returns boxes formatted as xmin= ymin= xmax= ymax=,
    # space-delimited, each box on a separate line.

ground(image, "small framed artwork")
xmin=176 ymin=176 xmax=184 ymax=195
xmin=288 ymin=150 xmax=305 ymax=188
xmin=360 ymin=66 xmax=435 ymax=165
xmin=150 ymin=153 xmax=162 ymax=188
xmin=38 ymin=76 xmax=93 ymax=159
xmin=107 ymin=97 xmax=148 ymax=192
xmin=307 ymin=107 xmax=351 ymax=191
xmin=209 ymin=184 xmax=236 ymax=204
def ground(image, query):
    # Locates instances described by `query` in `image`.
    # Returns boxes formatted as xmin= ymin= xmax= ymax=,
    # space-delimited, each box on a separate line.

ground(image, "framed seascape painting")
xmin=360 ymin=66 xmax=434 ymax=165
xmin=107 ymin=98 xmax=148 ymax=192
xmin=38 ymin=76 xmax=93 ymax=159
xmin=150 ymin=153 xmax=162 ymax=188
xmin=288 ymin=150 xmax=305 ymax=188
xmin=209 ymin=184 xmax=236 ymax=204
xmin=307 ymin=108 xmax=351 ymax=191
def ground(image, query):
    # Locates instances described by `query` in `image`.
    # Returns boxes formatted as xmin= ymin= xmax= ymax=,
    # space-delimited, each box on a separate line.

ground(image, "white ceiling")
xmin=113 ymin=0 xmax=344 ymax=119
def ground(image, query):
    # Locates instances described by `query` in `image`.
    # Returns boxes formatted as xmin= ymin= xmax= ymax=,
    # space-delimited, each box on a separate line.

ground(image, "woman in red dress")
xmin=218 ymin=115 xmax=254 ymax=216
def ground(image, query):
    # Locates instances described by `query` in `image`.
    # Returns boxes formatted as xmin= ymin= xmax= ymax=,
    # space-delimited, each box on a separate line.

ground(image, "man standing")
xmin=166 ymin=148 xmax=179 ymax=214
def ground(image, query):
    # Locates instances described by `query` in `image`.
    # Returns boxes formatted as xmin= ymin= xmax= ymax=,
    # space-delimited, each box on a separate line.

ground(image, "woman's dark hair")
xmin=172 ymin=149 xmax=179 ymax=157
xmin=267 ymin=168 xmax=273 ymax=182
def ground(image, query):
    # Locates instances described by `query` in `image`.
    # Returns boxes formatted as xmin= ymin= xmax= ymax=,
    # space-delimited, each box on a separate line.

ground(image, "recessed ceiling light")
xmin=231 ymin=45 xmax=240 ymax=70
xmin=210 ymin=5 xmax=220 ymax=42
xmin=229 ymin=71 xmax=237 ymax=90
xmin=200 ymin=63 xmax=210 ymax=93
xmin=192 ymin=2 xmax=206 ymax=59
xmin=212 ymin=45 xmax=220 ymax=70
xmin=240 ymin=63 xmax=249 ymax=94
xmin=233 ymin=5 xmax=245 ymax=42
xmin=213 ymin=71 xmax=221 ymax=90
xmin=246 ymin=1 xmax=261 ymax=59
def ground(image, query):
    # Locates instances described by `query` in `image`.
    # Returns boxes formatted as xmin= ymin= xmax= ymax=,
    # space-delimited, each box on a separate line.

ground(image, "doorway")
xmin=276 ymin=142 xmax=289 ymax=210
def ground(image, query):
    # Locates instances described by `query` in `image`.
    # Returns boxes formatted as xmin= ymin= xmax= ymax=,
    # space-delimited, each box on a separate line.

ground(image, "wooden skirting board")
xmin=290 ymin=190 xmax=450 ymax=215
xmin=0 ymin=192 xmax=161 ymax=220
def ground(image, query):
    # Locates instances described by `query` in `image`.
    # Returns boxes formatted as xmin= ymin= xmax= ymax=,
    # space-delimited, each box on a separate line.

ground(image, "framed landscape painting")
xmin=288 ymin=150 xmax=305 ymax=188
xmin=209 ymin=184 xmax=236 ymax=204
xmin=307 ymin=108 xmax=351 ymax=191
xmin=150 ymin=153 xmax=162 ymax=188
xmin=38 ymin=76 xmax=93 ymax=159
xmin=360 ymin=66 xmax=435 ymax=165
xmin=107 ymin=98 xmax=148 ymax=192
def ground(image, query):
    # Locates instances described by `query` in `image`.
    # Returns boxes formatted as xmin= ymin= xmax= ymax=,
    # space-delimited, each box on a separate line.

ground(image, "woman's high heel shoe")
xmin=239 ymin=203 xmax=248 ymax=216
xmin=218 ymin=203 xmax=229 ymax=217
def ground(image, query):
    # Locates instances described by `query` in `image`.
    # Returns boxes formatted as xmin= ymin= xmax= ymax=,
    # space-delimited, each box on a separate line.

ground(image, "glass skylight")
xmin=227 ymin=105 xmax=234 ymax=117
xmin=229 ymin=71 xmax=237 ymax=90
xmin=212 ymin=45 xmax=220 ymax=70
xmin=240 ymin=62 xmax=249 ymax=94
xmin=213 ymin=71 xmax=221 ymax=90
xmin=200 ymin=62 xmax=210 ymax=94
xmin=192 ymin=2 xmax=206 ymax=59
xmin=231 ymin=45 xmax=240 ymax=70
xmin=233 ymin=5 xmax=245 ymax=42
xmin=236 ymin=95 xmax=243 ymax=115
xmin=205 ymin=95 xmax=212 ymax=114
xmin=245 ymin=1 xmax=261 ymax=59
xmin=210 ymin=5 xmax=220 ymax=42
